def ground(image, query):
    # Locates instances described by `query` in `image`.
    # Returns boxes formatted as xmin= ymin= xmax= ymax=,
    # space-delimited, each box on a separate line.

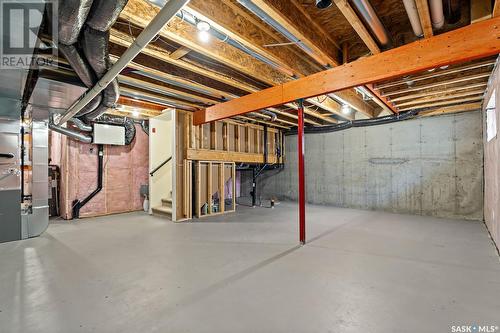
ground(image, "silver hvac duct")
xmin=175 ymin=9 xmax=285 ymax=72
xmin=262 ymin=110 xmax=277 ymax=122
xmin=350 ymin=0 xmax=391 ymax=47
xmin=403 ymin=0 xmax=423 ymax=37
xmin=49 ymin=121 xmax=93 ymax=143
xmin=236 ymin=0 xmax=323 ymax=66
xmin=69 ymin=118 xmax=93 ymax=132
xmin=57 ymin=0 xmax=191 ymax=125
xmin=429 ymin=0 xmax=445 ymax=29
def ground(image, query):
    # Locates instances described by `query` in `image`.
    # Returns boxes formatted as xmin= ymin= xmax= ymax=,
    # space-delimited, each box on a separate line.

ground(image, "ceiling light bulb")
xmin=196 ymin=20 xmax=210 ymax=32
xmin=132 ymin=110 xmax=140 ymax=117
xmin=341 ymin=104 xmax=350 ymax=114
xmin=198 ymin=30 xmax=210 ymax=43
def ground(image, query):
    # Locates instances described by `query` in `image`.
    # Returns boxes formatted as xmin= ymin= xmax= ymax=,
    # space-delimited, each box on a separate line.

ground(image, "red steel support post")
xmin=297 ymin=99 xmax=306 ymax=245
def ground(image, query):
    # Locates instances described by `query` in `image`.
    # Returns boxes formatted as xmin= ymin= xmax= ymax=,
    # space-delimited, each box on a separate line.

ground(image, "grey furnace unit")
xmin=0 ymin=118 xmax=22 ymax=243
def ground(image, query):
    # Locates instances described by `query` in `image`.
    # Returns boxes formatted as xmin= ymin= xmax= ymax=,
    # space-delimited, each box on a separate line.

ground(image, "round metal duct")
xmin=316 ymin=0 xmax=332 ymax=9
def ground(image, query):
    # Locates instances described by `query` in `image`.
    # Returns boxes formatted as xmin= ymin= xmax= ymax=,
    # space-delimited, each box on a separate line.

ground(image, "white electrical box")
xmin=93 ymin=123 xmax=125 ymax=146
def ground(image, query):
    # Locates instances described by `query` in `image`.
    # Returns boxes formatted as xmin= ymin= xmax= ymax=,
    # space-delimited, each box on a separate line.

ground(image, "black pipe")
xmin=286 ymin=109 xmax=420 ymax=135
xmin=192 ymin=161 xmax=196 ymax=217
xmin=251 ymin=167 xmax=257 ymax=207
xmin=20 ymin=124 xmax=26 ymax=202
xmin=263 ymin=124 xmax=268 ymax=165
xmin=72 ymin=144 xmax=104 ymax=219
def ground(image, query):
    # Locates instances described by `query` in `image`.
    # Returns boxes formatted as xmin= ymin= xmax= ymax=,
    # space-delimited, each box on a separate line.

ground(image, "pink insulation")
xmin=52 ymin=125 xmax=149 ymax=219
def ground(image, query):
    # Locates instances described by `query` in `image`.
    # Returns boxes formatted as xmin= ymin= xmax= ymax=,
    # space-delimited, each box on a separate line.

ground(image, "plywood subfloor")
xmin=0 ymin=202 xmax=499 ymax=332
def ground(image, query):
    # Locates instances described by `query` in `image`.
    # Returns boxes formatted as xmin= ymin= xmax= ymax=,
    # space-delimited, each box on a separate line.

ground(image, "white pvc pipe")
xmin=429 ymin=0 xmax=444 ymax=29
xmin=402 ymin=0 xmax=423 ymax=37
xmin=57 ymin=0 xmax=191 ymax=125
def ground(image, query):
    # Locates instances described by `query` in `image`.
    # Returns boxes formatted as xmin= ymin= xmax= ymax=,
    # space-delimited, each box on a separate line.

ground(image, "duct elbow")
xmin=262 ymin=110 xmax=278 ymax=122
xmin=49 ymin=121 xmax=93 ymax=143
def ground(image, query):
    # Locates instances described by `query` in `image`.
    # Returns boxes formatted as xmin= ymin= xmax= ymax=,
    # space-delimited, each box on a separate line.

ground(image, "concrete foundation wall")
xmin=243 ymin=112 xmax=484 ymax=220
xmin=484 ymin=64 xmax=500 ymax=249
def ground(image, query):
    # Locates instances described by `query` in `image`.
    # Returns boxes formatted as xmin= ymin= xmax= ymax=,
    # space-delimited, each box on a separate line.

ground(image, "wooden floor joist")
xmin=194 ymin=17 xmax=500 ymax=125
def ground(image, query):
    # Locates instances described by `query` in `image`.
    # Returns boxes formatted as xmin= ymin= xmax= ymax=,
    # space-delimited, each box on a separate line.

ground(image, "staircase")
xmin=152 ymin=198 xmax=173 ymax=220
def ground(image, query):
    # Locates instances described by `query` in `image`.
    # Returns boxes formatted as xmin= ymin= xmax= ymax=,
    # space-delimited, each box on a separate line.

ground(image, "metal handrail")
xmin=150 ymin=156 xmax=172 ymax=177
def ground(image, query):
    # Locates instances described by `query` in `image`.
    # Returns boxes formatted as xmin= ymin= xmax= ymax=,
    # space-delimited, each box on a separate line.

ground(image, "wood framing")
xmin=334 ymin=0 xmax=381 ymax=54
xmin=120 ymin=0 xmax=290 ymax=87
xmin=365 ymin=84 xmax=399 ymax=114
xmin=185 ymin=0 xmax=319 ymax=77
xmin=194 ymin=161 xmax=236 ymax=218
xmin=249 ymin=0 xmax=341 ymax=67
xmin=194 ymin=17 xmax=500 ymax=124
xmin=419 ymin=102 xmax=482 ymax=116
xmin=415 ymin=0 xmax=433 ymax=38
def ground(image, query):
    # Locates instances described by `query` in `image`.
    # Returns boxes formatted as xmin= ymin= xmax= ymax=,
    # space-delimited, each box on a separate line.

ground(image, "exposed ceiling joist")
xmin=399 ymin=95 xmax=484 ymax=111
xmin=415 ymin=0 xmax=433 ymax=38
xmin=193 ymin=17 xmax=500 ymax=124
xmin=365 ymin=84 xmax=399 ymax=114
xmin=184 ymin=0 xmax=318 ymax=77
xmin=396 ymin=89 xmax=487 ymax=108
xmin=390 ymin=82 xmax=488 ymax=102
xmin=110 ymin=30 xmax=258 ymax=93
xmin=382 ymin=72 xmax=491 ymax=97
xmin=249 ymin=0 xmax=341 ymax=67
xmin=112 ymin=56 xmax=231 ymax=101
xmin=376 ymin=59 xmax=496 ymax=89
xmin=419 ymin=102 xmax=482 ymax=117
xmin=169 ymin=46 xmax=191 ymax=60
xmin=120 ymin=0 xmax=290 ymax=87
xmin=333 ymin=0 xmax=380 ymax=54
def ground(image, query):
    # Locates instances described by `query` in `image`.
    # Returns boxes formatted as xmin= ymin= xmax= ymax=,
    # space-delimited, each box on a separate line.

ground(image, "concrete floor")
xmin=0 ymin=203 xmax=499 ymax=333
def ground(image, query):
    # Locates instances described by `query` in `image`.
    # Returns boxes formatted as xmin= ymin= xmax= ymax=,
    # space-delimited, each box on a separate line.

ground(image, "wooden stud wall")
xmin=180 ymin=112 xmax=285 ymax=164
xmin=176 ymin=111 xmax=285 ymax=221
xmin=194 ymin=161 xmax=236 ymax=218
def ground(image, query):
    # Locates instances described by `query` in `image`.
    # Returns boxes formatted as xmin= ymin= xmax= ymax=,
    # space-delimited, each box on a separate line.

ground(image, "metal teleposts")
xmin=297 ymin=99 xmax=306 ymax=245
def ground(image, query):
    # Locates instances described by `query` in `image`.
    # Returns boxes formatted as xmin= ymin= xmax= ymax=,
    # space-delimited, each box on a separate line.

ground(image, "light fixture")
xmin=198 ymin=30 xmax=210 ymax=43
xmin=132 ymin=109 xmax=140 ymax=117
xmin=196 ymin=20 xmax=211 ymax=43
xmin=196 ymin=20 xmax=210 ymax=32
xmin=341 ymin=104 xmax=350 ymax=114
xmin=316 ymin=0 xmax=332 ymax=9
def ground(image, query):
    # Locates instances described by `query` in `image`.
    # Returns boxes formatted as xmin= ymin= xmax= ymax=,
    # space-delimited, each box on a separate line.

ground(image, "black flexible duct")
xmin=86 ymin=0 xmax=130 ymax=32
xmin=57 ymin=0 xmax=126 ymax=122
xmin=72 ymin=144 xmax=103 ymax=219
xmin=286 ymin=110 xmax=420 ymax=135
xmin=58 ymin=43 xmax=96 ymax=88
xmin=81 ymin=26 xmax=110 ymax=78
xmin=58 ymin=0 xmax=94 ymax=45
xmin=141 ymin=120 xmax=149 ymax=135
